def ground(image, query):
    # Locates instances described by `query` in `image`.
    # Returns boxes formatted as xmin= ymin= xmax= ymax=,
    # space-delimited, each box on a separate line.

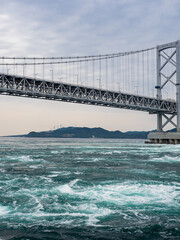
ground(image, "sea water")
xmin=0 ymin=137 xmax=179 ymax=240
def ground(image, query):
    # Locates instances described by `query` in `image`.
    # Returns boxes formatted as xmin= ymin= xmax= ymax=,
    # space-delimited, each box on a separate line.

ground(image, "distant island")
xmin=7 ymin=127 xmax=154 ymax=139
xmin=7 ymin=127 xmax=176 ymax=139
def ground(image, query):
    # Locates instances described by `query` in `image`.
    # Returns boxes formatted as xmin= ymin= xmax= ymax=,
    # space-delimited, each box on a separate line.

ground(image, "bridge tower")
xmin=148 ymin=40 xmax=180 ymax=144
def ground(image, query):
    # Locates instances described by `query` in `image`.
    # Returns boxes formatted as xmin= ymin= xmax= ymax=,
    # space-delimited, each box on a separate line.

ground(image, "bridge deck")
xmin=0 ymin=74 xmax=177 ymax=114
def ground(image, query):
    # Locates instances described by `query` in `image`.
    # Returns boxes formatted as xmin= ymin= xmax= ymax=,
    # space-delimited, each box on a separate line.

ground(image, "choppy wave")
xmin=56 ymin=179 xmax=180 ymax=207
xmin=0 ymin=138 xmax=180 ymax=239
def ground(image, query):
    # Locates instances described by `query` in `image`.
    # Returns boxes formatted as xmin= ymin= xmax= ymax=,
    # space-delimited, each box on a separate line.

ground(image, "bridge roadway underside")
xmin=0 ymin=74 xmax=177 ymax=114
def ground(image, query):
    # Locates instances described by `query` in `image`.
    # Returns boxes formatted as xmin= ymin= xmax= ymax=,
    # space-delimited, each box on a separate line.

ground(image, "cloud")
xmin=0 ymin=0 xmax=180 ymax=134
xmin=1 ymin=0 xmax=180 ymax=56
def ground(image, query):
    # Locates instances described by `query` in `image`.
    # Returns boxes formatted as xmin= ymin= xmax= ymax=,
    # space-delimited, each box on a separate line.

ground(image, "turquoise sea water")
xmin=0 ymin=137 xmax=180 ymax=240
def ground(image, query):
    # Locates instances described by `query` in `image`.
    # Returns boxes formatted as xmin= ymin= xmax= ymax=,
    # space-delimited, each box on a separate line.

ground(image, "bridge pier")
xmin=147 ymin=132 xmax=180 ymax=144
xmin=148 ymin=40 xmax=180 ymax=144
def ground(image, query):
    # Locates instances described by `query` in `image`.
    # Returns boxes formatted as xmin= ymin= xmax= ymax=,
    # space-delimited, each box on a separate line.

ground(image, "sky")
xmin=0 ymin=0 xmax=180 ymax=135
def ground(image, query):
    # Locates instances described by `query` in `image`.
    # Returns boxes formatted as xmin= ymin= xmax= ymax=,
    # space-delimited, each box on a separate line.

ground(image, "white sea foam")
xmin=12 ymin=155 xmax=34 ymax=162
xmin=32 ymin=195 xmax=44 ymax=212
xmin=113 ymin=150 xmax=122 ymax=154
xmin=60 ymin=220 xmax=74 ymax=225
xmin=49 ymin=171 xmax=71 ymax=177
xmin=74 ymin=171 xmax=82 ymax=175
xmin=51 ymin=151 xmax=58 ymax=154
xmin=56 ymin=180 xmax=180 ymax=207
xmin=30 ymin=203 xmax=112 ymax=226
xmin=54 ymin=179 xmax=180 ymax=224
xmin=0 ymin=205 xmax=10 ymax=216
xmin=103 ymin=151 xmax=113 ymax=155
xmin=58 ymin=184 xmax=74 ymax=194
xmin=49 ymin=174 xmax=59 ymax=177
xmin=57 ymin=179 xmax=80 ymax=194
xmin=150 ymin=155 xmax=180 ymax=162
xmin=92 ymin=158 xmax=100 ymax=162
xmin=69 ymin=179 xmax=80 ymax=187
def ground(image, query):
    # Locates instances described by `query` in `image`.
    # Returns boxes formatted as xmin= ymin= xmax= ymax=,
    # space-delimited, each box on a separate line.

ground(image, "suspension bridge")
xmin=0 ymin=40 xmax=180 ymax=143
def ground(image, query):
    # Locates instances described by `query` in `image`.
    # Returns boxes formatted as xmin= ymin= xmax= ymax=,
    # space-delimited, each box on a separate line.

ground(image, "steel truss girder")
xmin=0 ymin=73 xmax=176 ymax=114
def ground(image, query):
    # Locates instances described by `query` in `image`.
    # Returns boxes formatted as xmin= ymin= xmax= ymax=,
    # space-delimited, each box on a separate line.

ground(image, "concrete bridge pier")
xmin=148 ymin=132 xmax=180 ymax=144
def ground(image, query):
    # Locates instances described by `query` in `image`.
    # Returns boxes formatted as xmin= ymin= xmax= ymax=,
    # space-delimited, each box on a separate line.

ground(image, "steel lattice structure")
xmin=0 ymin=73 xmax=176 ymax=114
